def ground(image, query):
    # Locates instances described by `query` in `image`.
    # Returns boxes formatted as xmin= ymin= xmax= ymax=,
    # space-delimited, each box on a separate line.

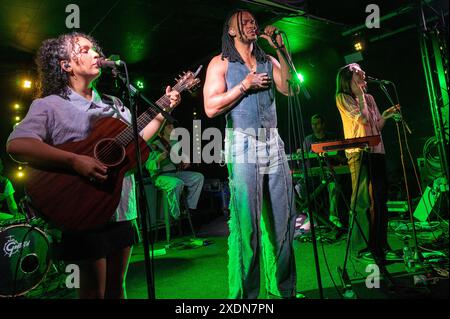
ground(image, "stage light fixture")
xmin=136 ymin=80 xmax=144 ymax=89
xmin=23 ymin=80 xmax=32 ymax=89
xmin=14 ymin=103 xmax=20 ymax=110
xmin=296 ymin=72 xmax=305 ymax=83
xmin=354 ymin=42 xmax=363 ymax=51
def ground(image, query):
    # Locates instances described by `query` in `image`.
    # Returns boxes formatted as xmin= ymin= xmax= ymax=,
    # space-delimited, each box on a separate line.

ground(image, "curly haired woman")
xmin=6 ymin=32 xmax=181 ymax=298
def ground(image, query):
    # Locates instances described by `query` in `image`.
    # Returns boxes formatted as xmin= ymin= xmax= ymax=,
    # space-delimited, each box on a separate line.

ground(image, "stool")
xmin=142 ymin=178 xmax=196 ymax=245
xmin=157 ymin=188 xmax=196 ymax=246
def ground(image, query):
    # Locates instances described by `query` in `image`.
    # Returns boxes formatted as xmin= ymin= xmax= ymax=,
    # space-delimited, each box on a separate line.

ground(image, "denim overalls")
xmin=224 ymin=58 xmax=297 ymax=298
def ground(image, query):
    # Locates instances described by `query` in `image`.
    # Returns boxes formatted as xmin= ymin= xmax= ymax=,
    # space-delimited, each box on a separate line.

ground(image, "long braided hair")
xmin=35 ymin=32 xmax=104 ymax=99
xmin=221 ymin=9 xmax=268 ymax=64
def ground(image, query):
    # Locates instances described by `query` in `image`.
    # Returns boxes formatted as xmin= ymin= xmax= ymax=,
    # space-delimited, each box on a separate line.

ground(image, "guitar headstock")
xmin=175 ymin=65 xmax=202 ymax=94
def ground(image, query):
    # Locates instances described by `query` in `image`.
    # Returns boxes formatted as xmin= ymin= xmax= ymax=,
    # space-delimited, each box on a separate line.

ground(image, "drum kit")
xmin=0 ymin=200 xmax=59 ymax=298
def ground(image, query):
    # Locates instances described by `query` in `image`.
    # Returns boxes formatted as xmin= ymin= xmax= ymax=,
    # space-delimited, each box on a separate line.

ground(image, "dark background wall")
xmin=0 ymin=0 xmax=447 ymax=202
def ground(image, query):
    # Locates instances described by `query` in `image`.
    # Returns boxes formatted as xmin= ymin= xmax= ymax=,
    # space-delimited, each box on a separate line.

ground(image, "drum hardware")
xmin=0 ymin=223 xmax=52 ymax=297
xmin=0 ymin=197 xmax=63 ymax=298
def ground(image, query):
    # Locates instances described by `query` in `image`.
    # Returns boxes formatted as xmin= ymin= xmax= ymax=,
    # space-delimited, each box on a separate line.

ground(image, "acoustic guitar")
xmin=24 ymin=70 xmax=201 ymax=231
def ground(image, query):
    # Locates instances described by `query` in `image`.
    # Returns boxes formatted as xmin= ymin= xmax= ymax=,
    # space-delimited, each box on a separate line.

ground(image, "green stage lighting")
xmin=136 ymin=80 xmax=144 ymax=89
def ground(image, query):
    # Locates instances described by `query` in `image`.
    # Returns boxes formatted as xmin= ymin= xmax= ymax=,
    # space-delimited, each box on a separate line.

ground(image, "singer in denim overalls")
xmin=204 ymin=10 xmax=297 ymax=299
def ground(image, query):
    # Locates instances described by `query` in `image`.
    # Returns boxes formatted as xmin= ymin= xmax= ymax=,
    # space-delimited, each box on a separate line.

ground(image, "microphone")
xmin=257 ymin=29 xmax=284 ymax=48
xmin=257 ymin=29 xmax=282 ymax=38
xmin=97 ymin=57 xmax=124 ymax=68
xmin=366 ymin=76 xmax=392 ymax=84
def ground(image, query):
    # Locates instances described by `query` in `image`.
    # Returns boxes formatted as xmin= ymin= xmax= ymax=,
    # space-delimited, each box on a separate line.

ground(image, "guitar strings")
xmin=94 ymin=82 xmax=187 ymax=162
xmin=96 ymin=87 xmax=176 ymax=159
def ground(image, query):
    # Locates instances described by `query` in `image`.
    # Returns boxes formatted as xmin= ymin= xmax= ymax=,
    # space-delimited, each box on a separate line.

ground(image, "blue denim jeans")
xmin=154 ymin=171 xmax=204 ymax=219
xmin=225 ymin=129 xmax=297 ymax=298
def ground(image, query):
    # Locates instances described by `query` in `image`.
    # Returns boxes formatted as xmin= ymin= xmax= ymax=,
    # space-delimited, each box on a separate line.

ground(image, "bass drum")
xmin=0 ymin=223 xmax=51 ymax=297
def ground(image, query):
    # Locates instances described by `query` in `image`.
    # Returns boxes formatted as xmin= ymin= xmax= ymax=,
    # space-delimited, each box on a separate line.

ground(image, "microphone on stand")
xmin=257 ymin=29 xmax=283 ymax=43
xmin=97 ymin=57 xmax=124 ymax=68
xmin=366 ymin=76 xmax=392 ymax=84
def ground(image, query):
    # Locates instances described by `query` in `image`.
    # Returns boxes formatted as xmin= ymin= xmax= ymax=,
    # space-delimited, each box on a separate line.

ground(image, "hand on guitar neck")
xmin=164 ymin=85 xmax=181 ymax=112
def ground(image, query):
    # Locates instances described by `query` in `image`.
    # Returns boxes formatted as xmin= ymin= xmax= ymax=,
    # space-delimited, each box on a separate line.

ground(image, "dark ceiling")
xmin=0 ymin=0 xmax=448 ymax=181
xmin=1 ymin=0 xmax=441 ymax=76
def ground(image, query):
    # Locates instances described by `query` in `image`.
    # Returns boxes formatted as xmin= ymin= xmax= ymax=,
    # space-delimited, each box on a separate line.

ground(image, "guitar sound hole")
xmin=94 ymin=138 xmax=125 ymax=167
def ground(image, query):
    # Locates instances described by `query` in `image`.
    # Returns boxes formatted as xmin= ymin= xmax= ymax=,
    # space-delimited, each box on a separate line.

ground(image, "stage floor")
xmin=26 ymin=214 xmax=448 ymax=300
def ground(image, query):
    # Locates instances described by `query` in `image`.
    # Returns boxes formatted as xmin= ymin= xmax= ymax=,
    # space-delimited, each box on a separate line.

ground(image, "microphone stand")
xmin=271 ymin=33 xmax=324 ymax=299
xmin=112 ymin=68 xmax=176 ymax=124
xmin=378 ymin=82 xmax=423 ymax=268
xmin=111 ymin=64 xmax=175 ymax=299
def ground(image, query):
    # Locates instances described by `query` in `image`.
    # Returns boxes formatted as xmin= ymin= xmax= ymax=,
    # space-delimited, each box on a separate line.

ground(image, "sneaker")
xmin=358 ymin=251 xmax=375 ymax=262
xmin=267 ymin=292 xmax=306 ymax=299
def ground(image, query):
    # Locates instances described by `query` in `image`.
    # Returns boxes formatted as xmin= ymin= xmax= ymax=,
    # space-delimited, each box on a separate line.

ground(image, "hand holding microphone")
xmin=258 ymin=26 xmax=285 ymax=49
xmin=382 ymin=104 xmax=401 ymax=120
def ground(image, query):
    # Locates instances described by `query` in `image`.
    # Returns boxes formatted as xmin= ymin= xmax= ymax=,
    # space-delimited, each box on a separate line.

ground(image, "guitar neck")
xmin=115 ymin=81 xmax=185 ymax=147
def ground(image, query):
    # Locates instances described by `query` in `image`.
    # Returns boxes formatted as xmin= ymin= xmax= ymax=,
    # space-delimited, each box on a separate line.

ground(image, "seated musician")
xmin=145 ymin=122 xmax=204 ymax=220
xmin=298 ymin=114 xmax=346 ymax=229
xmin=0 ymin=158 xmax=20 ymax=219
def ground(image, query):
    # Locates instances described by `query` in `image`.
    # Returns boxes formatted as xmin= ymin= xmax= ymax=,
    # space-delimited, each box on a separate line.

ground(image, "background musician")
xmin=302 ymin=114 xmax=346 ymax=228
xmin=0 ymin=157 xmax=20 ymax=220
xmin=145 ymin=122 xmax=204 ymax=221
xmin=335 ymin=63 xmax=401 ymax=263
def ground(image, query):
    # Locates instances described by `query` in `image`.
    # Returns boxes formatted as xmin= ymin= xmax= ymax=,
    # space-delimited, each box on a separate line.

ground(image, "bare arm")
xmin=203 ymin=56 xmax=245 ymax=118
xmin=269 ymin=53 xmax=291 ymax=96
xmin=336 ymin=93 xmax=368 ymax=125
xmin=6 ymin=195 xmax=19 ymax=216
xmin=259 ymin=26 xmax=293 ymax=96
xmin=356 ymin=94 xmax=370 ymax=124
xmin=204 ymin=55 xmax=273 ymax=118
xmin=6 ymin=138 xmax=108 ymax=181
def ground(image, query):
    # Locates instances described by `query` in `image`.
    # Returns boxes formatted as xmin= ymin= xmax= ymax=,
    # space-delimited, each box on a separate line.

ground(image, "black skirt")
xmin=59 ymin=220 xmax=140 ymax=262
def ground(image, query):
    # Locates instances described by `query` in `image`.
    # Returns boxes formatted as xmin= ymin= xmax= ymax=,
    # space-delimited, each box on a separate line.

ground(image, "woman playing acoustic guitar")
xmin=6 ymin=32 xmax=181 ymax=298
